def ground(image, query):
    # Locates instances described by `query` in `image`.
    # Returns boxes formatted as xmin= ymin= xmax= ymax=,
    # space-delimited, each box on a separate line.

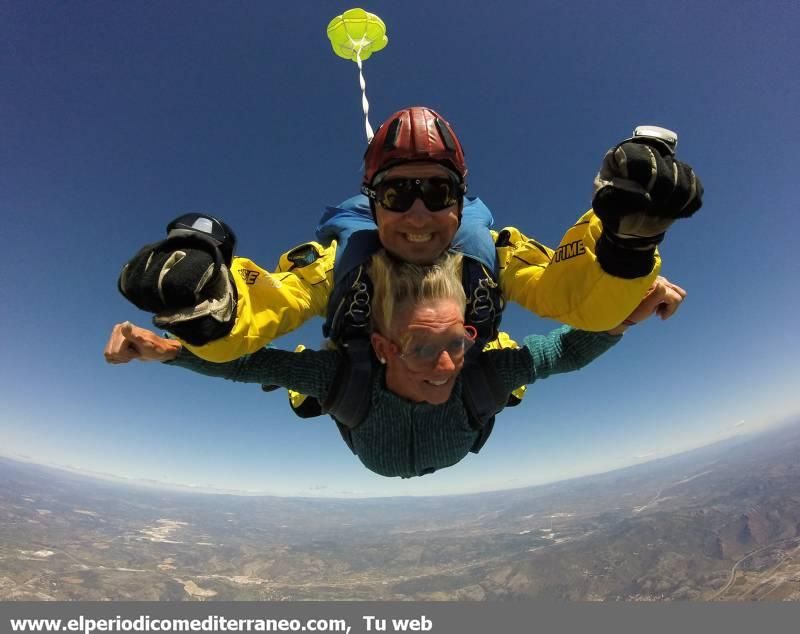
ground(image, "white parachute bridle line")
xmin=351 ymin=39 xmax=374 ymax=142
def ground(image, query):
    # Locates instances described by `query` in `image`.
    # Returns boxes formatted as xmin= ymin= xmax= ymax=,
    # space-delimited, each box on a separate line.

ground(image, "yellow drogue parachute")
xmin=327 ymin=8 xmax=387 ymax=61
xmin=326 ymin=8 xmax=388 ymax=140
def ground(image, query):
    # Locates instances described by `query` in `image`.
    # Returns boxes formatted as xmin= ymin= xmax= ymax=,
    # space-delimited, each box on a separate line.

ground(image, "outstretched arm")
xmin=497 ymin=129 xmax=701 ymax=332
xmin=490 ymin=275 xmax=687 ymax=390
xmin=496 ymin=219 xmax=661 ymax=331
xmin=517 ymin=326 xmax=622 ymax=384
xmin=104 ymin=322 xmax=339 ymax=401
xmin=118 ymin=235 xmax=336 ymax=362
xmin=179 ymin=248 xmax=335 ymax=362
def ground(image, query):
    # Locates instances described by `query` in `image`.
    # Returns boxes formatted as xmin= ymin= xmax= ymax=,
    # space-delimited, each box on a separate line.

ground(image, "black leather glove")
xmin=592 ymin=127 xmax=703 ymax=279
xmin=593 ymin=130 xmax=703 ymax=249
xmin=118 ymin=214 xmax=238 ymax=345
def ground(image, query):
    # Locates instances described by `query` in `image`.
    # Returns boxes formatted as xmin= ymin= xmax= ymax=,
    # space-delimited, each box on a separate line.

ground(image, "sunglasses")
xmin=362 ymin=176 xmax=464 ymax=212
xmin=396 ymin=325 xmax=478 ymax=371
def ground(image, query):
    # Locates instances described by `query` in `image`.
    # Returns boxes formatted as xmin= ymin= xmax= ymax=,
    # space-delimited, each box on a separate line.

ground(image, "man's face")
xmin=374 ymin=163 xmax=461 ymax=265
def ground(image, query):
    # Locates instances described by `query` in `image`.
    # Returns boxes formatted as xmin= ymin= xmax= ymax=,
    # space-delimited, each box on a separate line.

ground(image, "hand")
xmin=628 ymin=276 xmax=687 ymax=323
xmin=104 ymin=322 xmax=181 ymax=364
xmin=606 ymin=277 xmax=686 ymax=335
xmin=592 ymin=135 xmax=703 ymax=249
xmin=608 ymin=276 xmax=688 ymax=336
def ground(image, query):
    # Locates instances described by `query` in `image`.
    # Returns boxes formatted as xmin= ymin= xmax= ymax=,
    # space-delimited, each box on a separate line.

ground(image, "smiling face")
xmin=371 ymin=297 xmax=467 ymax=405
xmin=374 ymin=163 xmax=461 ymax=265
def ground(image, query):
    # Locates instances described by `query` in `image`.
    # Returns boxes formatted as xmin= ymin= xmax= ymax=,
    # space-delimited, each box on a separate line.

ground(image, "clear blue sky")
xmin=2 ymin=1 xmax=798 ymax=497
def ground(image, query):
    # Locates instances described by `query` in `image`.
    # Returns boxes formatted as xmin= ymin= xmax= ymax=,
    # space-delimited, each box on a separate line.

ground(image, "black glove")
xmin=118 ymin=237 xmax=220 ymax=313
xmin=118 ymin=214 xmax=238 ymax=345
xmin=592 ymin=132 xmax=703 ymax=250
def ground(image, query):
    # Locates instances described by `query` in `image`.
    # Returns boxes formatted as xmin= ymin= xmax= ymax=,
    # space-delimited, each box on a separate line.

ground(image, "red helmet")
xmin=363 ymin=107 xmax=467 ymax=186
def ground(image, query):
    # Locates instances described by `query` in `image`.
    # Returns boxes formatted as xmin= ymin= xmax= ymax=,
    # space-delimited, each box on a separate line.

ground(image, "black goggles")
xmin=362 ymin=176 xmax=464 ymax=212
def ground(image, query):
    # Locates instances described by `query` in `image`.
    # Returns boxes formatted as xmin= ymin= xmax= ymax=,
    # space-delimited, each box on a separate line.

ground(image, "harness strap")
xmin=461 ymin=350 xmax=510 ymax=453
xmin=326 ymin=265 xmax=373 ymax=342
xmin=461 ymin=258 xmax=503 ymax=346
xmin=322 ymin=338 xmax=375 ymax=452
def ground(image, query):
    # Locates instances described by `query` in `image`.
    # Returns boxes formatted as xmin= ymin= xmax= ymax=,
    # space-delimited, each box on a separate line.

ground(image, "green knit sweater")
xmin=169 ymin=326 xmax=620 ymax=478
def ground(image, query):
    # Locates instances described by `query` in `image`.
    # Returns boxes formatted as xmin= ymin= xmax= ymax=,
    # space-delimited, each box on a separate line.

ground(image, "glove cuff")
xmin=596 ymin=232 xmax=658 ymax=279
xmin=603 ymin=230 xmax=665 ymax=251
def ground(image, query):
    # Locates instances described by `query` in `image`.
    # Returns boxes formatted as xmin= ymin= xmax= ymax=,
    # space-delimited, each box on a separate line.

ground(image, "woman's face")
xmin=372 ymin=298 xmax=471 ymax=405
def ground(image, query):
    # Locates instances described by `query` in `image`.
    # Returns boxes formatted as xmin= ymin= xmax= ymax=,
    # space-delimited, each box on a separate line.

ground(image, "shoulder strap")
xmin=461 ymin=256 xmax=504 ymax=346
xmin=324 ymin=264 xmax=373 ymax=343
xmin=321 ymin=338 xmax=375 ymax=453
xmin=461 ymin=350 xmax=511 ymax=453
xmin=261 ymin=341 xmax=372 ymax=452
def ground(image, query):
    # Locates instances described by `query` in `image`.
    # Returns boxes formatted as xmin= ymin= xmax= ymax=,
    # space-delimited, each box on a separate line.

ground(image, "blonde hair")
xmin=368 ymin=250 xmax=466 ymax=336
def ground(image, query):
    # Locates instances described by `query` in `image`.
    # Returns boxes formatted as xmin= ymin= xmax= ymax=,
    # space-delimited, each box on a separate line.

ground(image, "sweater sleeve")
xmin=166 ymin=345 xmax=341 ymax=402
xmin=487 ymin=325 xmax=622 ymax=394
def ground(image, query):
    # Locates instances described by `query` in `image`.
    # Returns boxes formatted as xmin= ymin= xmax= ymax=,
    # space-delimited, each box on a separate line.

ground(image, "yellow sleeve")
xmin=181 ymin=242 xmax=336 ymax=362
xmin=497 ymin=210 xmax=661 ymax=331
